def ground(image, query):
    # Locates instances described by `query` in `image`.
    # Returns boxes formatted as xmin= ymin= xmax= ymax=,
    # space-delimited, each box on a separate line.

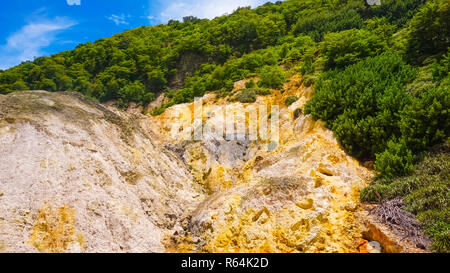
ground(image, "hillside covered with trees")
xmin=0 ymin=0 xmax=449 ymax=251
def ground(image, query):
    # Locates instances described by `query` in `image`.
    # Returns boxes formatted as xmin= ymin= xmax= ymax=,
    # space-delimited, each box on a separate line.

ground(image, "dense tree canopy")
xmin=2 ymin=0 xmax=440 ymax=107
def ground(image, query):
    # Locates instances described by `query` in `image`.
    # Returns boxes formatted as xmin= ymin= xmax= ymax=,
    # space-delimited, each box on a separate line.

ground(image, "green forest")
xmin=0 ymin=0 xmax=449 ymax=251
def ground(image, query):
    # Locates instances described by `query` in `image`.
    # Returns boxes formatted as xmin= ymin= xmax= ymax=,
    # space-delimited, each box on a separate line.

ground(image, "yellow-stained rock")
xmin=296 ymin=198 xmax=314 ymax=210
xmin=28 ymin=203 xmax=85 ymax=253
xmin=150 ymin=75 xmax=374 ymax=253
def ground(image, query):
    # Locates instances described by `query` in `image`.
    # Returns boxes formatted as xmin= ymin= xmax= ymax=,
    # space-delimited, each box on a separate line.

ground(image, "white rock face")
xmin=0 ymin=91 xmax=201 ymax=253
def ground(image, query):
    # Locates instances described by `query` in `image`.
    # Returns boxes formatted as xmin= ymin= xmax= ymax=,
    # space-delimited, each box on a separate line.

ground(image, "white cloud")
xmin=0 ymin=17 xmax=77 ymax=70
xmin=158 ymin=0 xmax=280 ymax=22
xmin=107 ymin=14 xmax=130 ymax=26
xmin=66 ymin=0 xmax=81 ymax=6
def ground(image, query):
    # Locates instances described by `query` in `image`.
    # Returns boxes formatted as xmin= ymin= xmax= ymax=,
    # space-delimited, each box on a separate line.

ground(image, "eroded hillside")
xmin=0 ymin=91 xmax=202 ymax=252
xmin=3 ymin=78 xmax=423 ymax=253
xmin=150 ymin=76 xmax=374 ymax=252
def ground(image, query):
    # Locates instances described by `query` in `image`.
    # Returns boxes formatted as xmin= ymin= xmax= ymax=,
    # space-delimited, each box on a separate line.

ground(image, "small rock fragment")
xmin=368 ymin=241 xmax=382 ymax=253
xmin=357 ymin=238 xmax=370 ymax=253
xmin=296 ymin=198 xmax=314 ymax=210
xmin=344 ymin=201 xmax=357 ymax=212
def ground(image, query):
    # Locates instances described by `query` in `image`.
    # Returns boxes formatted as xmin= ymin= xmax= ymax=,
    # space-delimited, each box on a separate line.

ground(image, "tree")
xmin=183 ymin=16 xmax=200 ymax=23
xmin=147 ymin=69 xmax=167 ymax=92
xmin=370 ymin=0 xmax=427 ymax=27
xmin=56 ymin=75 xmax=73 ymax=91
xmin=11 ymin=80 xmax=28 ymax=91
xmin=293 ymin=5 xmax=364 ymax=41
xmin=406 ymin=0 xmax=450 ymax=63
xmin=38 ymin=79 xmax=57 ymax=92
xmin=118 ymin=81 xmax=154 ymax=108
xmin=320 ymin=29 xmax=387 ymax=69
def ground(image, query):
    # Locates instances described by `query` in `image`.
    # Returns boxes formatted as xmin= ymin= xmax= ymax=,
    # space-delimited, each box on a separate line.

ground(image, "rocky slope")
xmin=0 ymin=91 xmax=201 ymax=252
xmin=151 ymin=76 xmax=374 ymax=252
xmin=0 ymin=80 xmax=392 ymax=253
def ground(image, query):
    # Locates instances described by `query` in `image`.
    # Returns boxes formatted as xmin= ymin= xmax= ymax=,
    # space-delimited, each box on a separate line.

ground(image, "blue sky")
xmin=0 ymin=0 xmax=277 ymax=70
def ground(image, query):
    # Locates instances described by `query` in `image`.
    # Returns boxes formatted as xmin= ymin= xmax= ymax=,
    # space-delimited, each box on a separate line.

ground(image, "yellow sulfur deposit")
xmin=28 ymin=203 xmax=85 ymax=253
xmin=150 ymin=75 xmax=374 ymax=253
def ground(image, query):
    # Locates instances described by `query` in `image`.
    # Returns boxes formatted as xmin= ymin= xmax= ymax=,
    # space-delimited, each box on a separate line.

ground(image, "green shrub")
xmin=417 ymin=209 xmax=450 ymax=252
xmin=361 ymin=140 xmax=450 ymax=252
xmin=254 ymin=88 xmax=271 ymax=96
xmin=11 ymin=80 xmax=28 ymax=91
xmin=403 ymin=64 xmax=436 ymax=95
xmin=405 ymin=180 xmax=450 ymax=213
xmin=360 ymin=183 xmax=394 ymax=203
xmin=293 ymin=108 xmax=303 ymax=119
xmin=302 ymin=74 xmax=316 ymax=87
xmin=406 ymin=0 xmax=450 ymax=63
xmin=320 ymin=29 xmax=387 ymax=69
xmin=432 ymin=50 xmax=450 ymax=82
xmin=305 ymin=52 xmax=416 ymax=162
xmin=399 ymin=80 xmax=450 ymax=152
xmin=231 ymin=87 xmax=271 ymax=103
xmin=38 ymin=78 xmax=57 ymax=92
xmin=285 ymin=96 xmax=299 ymax=107
xmin=224 ymin=80 xmax=235 ymax=91
xmin=299 ymin=58 xmax=314 ymax=76
xmin=151 ymin=106 xmax=166 ymax=116
xmin=118 ymin=81 xmax=155 ymax=108
xmin=147 ymin=69 xmax=167 ymax=92
xmin=374 ymin=140 xmax=415 ymax=178
xmin=234 ymin=89 xmax=256 ymax=103
xmin=425 ymin=220 xmax=450 ymax=253
xmin=258 ymin=66 xmax=285 ymax=89
xmin=245 ymin=79 xmax=256 ymax=88
xmin=217 ymin=88 xmax=231 ymax=98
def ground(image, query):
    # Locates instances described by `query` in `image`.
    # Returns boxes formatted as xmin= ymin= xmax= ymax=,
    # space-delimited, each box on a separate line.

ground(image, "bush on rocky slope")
xmin=361 ymin=139 xmax=450 ymax=252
